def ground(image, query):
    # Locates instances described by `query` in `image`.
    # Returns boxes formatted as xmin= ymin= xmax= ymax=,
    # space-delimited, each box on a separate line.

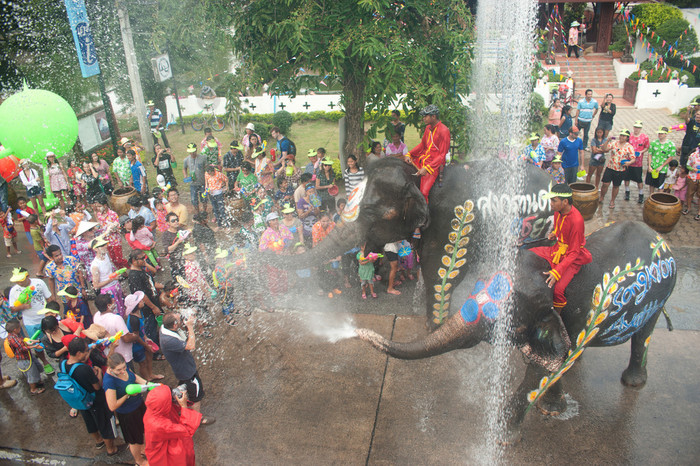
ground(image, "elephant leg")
xmin=536 ymin=379 xmax=567 ymax=416
xmin=501 ymin=363 xmax=546 ymax=445
xmin=621 ymin=309 xmax=662 ymax=388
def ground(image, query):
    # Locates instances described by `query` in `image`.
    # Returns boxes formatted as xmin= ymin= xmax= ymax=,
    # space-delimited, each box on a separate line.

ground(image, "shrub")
xmin=271 ymin=110 xmax=293 ymax=134
xmin=655 ymin=18 xmax=698 ymax=58
xmin=630 ymin=3 xmax=682 ymax=30
xmin=627 ymin=60 xmax=696 ymax=87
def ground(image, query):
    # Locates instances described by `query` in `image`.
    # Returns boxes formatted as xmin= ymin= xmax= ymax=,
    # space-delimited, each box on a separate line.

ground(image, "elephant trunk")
xmin=356 ymin=313 xmax=486 ymax=360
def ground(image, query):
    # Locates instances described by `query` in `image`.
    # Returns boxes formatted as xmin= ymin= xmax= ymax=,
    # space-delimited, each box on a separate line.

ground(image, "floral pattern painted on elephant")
xmin=458 ymin=272 xmax=513 ymax=325
xmin=525 ymin=237 xmax=670 ymax=411
xmin=433 ymin=200 xmax=475 ymax=325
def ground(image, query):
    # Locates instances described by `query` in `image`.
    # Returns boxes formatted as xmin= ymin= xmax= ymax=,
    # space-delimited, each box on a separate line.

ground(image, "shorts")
xmin=17 ymin=358 xmax=42 ymax=384
xmin=80 ymin=395 xmax=118 ymax=439
xmin=385 ymin=251 xmax=398 ymax=262
xmin=602 ymin=168 xmax=625 ymax=187
xmin=132 ymin=349 xmax=146 ymax=363
xmin=27 ymin=186 xmax=44 ymax=197
xmin=24 ymin=323 xmax=44 ymax=353
xmin=645 ymin=171 xmax=667 ymax=189
xmin=597 ymin=120 xmax=613 ymax=131
xmin=116 ymin=402 xmax=146 ymax=445
xmin=4 ymin=236 xmax=13 ymax=247
xmin=179 ymin=371 xmax=205 ymax=403
xmin=36 ymin=250 xmax=47 ymax=261
xmin=588 ymin=154 xmax=606 ymax=167
xmin=624 ymin=166 xmax=643 ymax=183
xmin=360 ymin=279 xmax=372 ymax=286
xmin=190 ymin=184 xmax=207 ymax=207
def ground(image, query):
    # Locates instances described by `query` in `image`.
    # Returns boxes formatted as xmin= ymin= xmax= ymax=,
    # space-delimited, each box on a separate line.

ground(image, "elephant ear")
xmin=519 ymin=310 xmax=571 ymax=372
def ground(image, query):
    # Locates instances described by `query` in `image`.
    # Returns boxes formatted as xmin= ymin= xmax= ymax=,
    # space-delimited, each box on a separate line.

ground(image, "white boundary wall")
xmin=635 ymin=80 xmax=698 ymax=112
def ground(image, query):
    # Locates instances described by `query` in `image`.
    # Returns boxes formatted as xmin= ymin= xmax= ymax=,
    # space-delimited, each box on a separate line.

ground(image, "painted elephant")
xmin=272 ymin=157 xmax=554 ymax=328
xmin=356 ymin=221 xmax=676 ymax=442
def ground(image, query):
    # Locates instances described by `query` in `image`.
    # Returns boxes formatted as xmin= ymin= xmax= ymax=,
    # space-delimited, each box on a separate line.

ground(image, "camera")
xmin=172 ymin=384 xmax=188 ymax=401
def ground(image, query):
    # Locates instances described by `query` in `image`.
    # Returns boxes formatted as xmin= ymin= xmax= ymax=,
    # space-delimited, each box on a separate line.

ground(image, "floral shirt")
xmin=45 ymin=255 xmax=82 ymax=296
xmin=628 ymin=133 xmax=649 ymax=168
xmin=687 ymin=150 xmax=700 ymax=182
xmin=258 ymin=225 xmax=293 ymax=253
xmin=312 ymin=220 xmax=335 ymax=246
xmin=540 ymin=134 xmax=560 ymax=162
xmin=606 ymin=141 xmax=635 ymax=172
xmin=156 ymin=208 xmax=168 ymax=232
xmin=74 ymin=237 xmax=96 ymax=280
xmin=184 ymin=259 xmax=209 ymax=302
xmin=95 ymin=209 xmax=121 ymax=247
xmin=522 ymin=144 xmax=546 ymax=167
xmin=546 ymin=166 xmax=566 ymax=184
xmin=112 ymin=156 xmax=131 ymax=185
xmin=648 ymin=140 xmax=676 ymax=174
xmin=205 ymin=171 xmax=227 ymax=193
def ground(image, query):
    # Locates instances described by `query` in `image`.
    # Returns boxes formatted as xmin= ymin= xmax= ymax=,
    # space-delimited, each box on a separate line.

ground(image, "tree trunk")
xmin=342 ymin=68 xmax=366 ymax=165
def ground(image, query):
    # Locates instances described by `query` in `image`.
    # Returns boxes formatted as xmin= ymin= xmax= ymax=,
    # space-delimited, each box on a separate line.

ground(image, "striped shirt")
xmin=146 ymin=109 xmax=162 ymax=129
xmin=344 ymin=168 xmax=365 ymax=194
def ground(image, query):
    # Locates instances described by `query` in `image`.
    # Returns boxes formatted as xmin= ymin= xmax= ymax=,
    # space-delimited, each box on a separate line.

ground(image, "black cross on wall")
xmin=249 ymin=103 xmax=257 ymax=110
xmin=303 ymin=102 xmax=310 ymax=109
xmin=652 ymin=90 xmax=661 ymax=98
xmin=279 ymin=102 xmax=286 ymax=110
xmin=328 ymin=102 xmax=335 ymax=109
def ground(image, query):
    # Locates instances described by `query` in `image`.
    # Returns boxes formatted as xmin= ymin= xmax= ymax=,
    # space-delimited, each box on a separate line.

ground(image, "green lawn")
xmin=126 ymin=120 xmax=423 ymax=186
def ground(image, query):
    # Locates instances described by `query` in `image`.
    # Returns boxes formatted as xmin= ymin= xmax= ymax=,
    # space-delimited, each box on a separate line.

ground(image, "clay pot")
xmin=643 ymin=192 xmax=681 ymax=233
xmin=569 ymin=182 xmax=598 ymax=220
xmin=110 ymin=186 xmax=137 ymax=217
xmin=226 ymin=197 xmax=248 ymax=223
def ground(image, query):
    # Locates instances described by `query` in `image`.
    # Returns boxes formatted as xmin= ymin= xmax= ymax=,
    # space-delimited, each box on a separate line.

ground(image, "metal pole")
xmin=116 ymin=1 xmax=153 ymax=153
xmin=96 ymin=71 xmax=120 ymax=155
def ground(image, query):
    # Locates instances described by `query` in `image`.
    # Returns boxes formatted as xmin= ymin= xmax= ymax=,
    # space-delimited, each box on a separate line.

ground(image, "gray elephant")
xmin=357 ymin=221 xmax=676 ymax=442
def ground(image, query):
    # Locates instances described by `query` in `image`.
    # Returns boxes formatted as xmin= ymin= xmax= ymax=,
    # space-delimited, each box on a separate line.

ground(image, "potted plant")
xmin=609 ymin=41 xmax=625 ymax=59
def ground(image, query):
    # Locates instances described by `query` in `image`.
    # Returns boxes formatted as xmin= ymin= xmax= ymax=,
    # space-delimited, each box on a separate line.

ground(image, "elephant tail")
xmin=355 ymin=313 xmax=484 ymax=360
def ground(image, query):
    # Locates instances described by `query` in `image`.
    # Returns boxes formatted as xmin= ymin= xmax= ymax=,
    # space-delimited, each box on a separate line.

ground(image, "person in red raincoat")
xmin=144 ymin=384 xmax=202 ymax=466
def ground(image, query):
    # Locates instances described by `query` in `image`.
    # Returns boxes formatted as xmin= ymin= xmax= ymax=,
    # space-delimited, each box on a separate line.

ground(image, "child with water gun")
xmin=58 ymin=285 xmax=93 ymax=327
xmin=129 ymin=216 xmax=159 ymax=269
xmin=357 ymin=244 xmax=380 ymax=299
xmin=4 ymin=319 xmax=45 ymax=394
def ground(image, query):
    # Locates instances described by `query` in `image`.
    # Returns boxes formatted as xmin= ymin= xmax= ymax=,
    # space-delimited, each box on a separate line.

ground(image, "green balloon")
xmin=0 ymin=87 xmax=78 ymax=164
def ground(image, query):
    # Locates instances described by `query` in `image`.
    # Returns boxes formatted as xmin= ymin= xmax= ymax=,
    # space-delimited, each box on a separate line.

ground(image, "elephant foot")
xmin=621 ymin=366 xmax=647 ymax=388
xmin=536 ymin=393 xmax=567 ymax=417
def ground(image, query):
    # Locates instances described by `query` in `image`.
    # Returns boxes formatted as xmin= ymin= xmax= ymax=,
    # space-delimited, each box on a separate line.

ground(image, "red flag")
xmin=694 ymin=65 xmax=698 ymax=74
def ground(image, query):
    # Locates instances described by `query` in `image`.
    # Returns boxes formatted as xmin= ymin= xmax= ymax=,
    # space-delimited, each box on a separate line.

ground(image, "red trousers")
xmin=530 ymin=246 xmax=585 ymax=308
xmin=419 ymin=170 xmax=440 ymax=202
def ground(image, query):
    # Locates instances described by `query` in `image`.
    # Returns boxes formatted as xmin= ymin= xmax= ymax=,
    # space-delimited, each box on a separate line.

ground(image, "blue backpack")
xmin=55 ymin=360 xmax=95 ymax=410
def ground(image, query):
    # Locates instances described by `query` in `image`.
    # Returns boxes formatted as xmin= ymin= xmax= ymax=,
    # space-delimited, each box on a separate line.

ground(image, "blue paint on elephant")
xmin=459 ymin=273 xmax=513 ymax=325
xmin=600 ymin=297 xmax=668 ymax=345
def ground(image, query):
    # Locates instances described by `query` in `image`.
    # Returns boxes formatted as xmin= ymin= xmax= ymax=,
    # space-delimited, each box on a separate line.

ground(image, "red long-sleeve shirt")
xmin=546 ymin=207 xmax=592 ymax=280
xmin=408 ymin=121 xmax=451 ymax=175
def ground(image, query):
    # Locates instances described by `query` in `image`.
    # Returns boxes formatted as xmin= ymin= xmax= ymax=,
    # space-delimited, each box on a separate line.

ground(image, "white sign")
xmin=152 ymin=54 xmax=172 ymax=82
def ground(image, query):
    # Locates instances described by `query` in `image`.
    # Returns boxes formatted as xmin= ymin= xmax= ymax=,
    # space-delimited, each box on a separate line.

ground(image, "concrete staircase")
xmin=545 ymin=53 xmax=633 ymax=108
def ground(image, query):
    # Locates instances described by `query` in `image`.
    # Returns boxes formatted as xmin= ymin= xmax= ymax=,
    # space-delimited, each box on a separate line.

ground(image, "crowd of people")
xmin=531 ymin=95 xmax=700 ymax=215
xmin=0 ymin=108 xmax=439 ymax=463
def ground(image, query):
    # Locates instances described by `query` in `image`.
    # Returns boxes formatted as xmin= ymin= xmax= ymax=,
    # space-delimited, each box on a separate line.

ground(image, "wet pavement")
xmin=2 ymin=136 xmax=700 ymax=464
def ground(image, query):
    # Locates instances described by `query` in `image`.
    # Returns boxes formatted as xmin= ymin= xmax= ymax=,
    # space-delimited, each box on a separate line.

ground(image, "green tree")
xmin=229 ymin=0 xmax=473 ymax=159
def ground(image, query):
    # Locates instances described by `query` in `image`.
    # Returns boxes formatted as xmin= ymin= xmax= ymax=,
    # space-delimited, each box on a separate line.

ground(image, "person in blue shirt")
xmin=576 ymin=90 xmax=599 ymax=150
xmin=127 ymin=150 xmax=147 ymax=195
xmin=556 ymin=125 xmax=584 ymax=184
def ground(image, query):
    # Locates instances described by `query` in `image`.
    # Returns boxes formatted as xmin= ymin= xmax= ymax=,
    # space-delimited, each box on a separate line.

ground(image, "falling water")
xmin=469 ymin=0 xmax=537 ymax=463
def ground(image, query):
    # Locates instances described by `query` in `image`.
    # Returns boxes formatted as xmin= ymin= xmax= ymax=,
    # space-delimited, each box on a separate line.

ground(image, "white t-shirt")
xmin=9 ymin=278 xmax=52 ymax=326
xmin=93 ymin=311 xmax=133 ymax=362
xmin=19 ymin=168 xmax=40 ymax=189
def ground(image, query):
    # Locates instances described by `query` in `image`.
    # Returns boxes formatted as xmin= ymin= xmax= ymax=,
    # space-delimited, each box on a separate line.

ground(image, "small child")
xmin=58 ymin=285 xmax=93 ymax=327
xmin=357 ymin=244 xmax=378 ymax=299
xmin=333 ymin=198 xmax=347 ymax=224
xmin=1 ymin=207 xmax=20 ymax=257
xmin=1 ymin=287 xmax=19 ymax=389
xmin=154 ymin=198 xmax=168 ymax=233
xmin=130 ymin=216 xmax=158 ymax=267
xmin=274 ymin=177 xmax=295 ymax=207
xmin=672 ymin=166 xmax=688 ymax=202
xmin=545 ymin=156 xmax=566 ymax=184
xmin=293 ymin=243 xmax=312 ymax=282
xmin=663 ymin=159 xmax=679 ymax=192
xmin=213 ymin=248 xmax=236 ymax=322
xmin=27 ymin=214 xmax=49 ymax=277
xmin=16 ymin=196 xmax=38 ymax=246
xmin=159 ymin=281 xmax=180 ymax=310
xmin=5 ymin=318 xmax=45 ymax=394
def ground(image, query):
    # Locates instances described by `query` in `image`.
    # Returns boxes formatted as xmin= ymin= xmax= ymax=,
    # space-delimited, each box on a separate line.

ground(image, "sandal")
xmin=695 ymin=214 xmax=700 ymax=221
xmin=69 ymin=408 xmax=78 ymax=418
xmin=387 ymin=289 xmax=401 ymax=296
xmin=31 ymin=387 xmax=45 ymax=395
xmin=95 ymin=441 xmax=105 ymax=450
xmin=201 ymin=416 xmax=216 ymax=426
xmin=149 ymin=374 xmax=165 ymax=381
xmin=371 ymin=292 xmax=377 ymax=298
xmin=609 ymin=202 xmax=615 ymax=209
xmin=682 ymin=208 xmax=689 ymax=215
xmin=362 ymin=292 xmax=367 ymax=299
xmin=154 ymin=354 xmax=166 ymax=361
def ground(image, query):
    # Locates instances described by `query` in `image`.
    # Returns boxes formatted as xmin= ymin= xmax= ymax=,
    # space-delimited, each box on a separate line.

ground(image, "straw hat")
xmin=74 ymin=221 xmax=99 ymax=237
